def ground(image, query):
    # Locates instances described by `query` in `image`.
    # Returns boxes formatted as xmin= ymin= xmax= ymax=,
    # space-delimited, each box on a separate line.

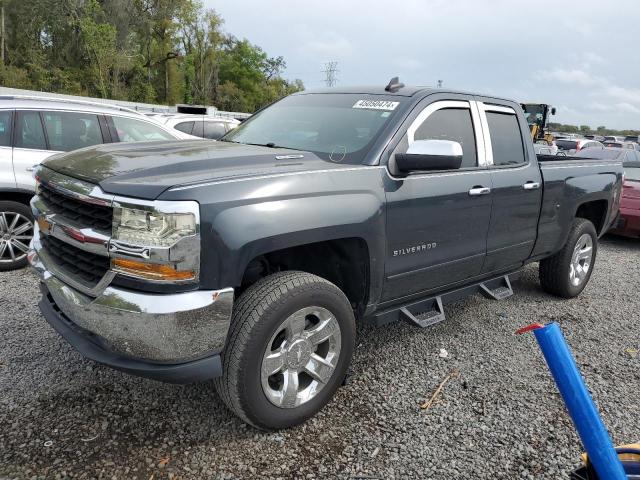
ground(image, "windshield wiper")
xmin=220 ymin=139 xmax=295 ymax=150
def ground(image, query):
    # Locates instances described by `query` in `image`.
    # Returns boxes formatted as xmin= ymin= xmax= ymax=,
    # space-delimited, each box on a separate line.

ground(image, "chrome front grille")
xmin=32 ymin=167 xmax=115 ymax=296
xmin=39 ymin=182 xmax=113 ymax=231
xmin=40 ymin=235 xmax=110 ymax=285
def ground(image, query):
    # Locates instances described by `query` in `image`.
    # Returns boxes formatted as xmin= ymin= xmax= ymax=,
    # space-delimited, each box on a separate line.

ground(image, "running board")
xmin=399 ymin=296 xmax=446 ymax=328
xmin=367 ymin=271 xmax=521 ymax=328
xmin=479 ymin=275 xmax=513 ymax=300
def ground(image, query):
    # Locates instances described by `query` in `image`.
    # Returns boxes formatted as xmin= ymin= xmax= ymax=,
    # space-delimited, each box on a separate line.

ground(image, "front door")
xmin=382 ymin=99 xmax=493 ymax=303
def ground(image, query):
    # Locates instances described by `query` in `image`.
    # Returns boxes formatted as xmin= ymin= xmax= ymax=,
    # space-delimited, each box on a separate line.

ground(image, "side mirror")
xmin=395 ymin=140 xmax=463 ymax=173
xmin=551 ymin=107 xmax=556 ymax=115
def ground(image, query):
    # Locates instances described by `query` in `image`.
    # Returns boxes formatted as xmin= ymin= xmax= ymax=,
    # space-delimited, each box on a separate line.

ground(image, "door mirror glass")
xmin=395 ymin=139 xmax=463 ymax=172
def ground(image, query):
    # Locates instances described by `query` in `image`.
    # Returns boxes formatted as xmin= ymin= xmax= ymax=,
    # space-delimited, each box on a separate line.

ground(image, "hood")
xmin=42 ymin=140 xmax=346 ymax=199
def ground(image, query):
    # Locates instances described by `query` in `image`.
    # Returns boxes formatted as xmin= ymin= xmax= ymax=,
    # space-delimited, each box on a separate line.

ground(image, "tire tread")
xmin=214 ymin=271 xmax=349 ymax=429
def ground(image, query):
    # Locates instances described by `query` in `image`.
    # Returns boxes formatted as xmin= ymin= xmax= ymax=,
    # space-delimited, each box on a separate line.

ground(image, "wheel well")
xmin=0 ymin=190 xmax=34 ymax=207
xmin=575 ymin=200 xmax=608 ymax=234
xmin=240 ymin=238 xmax=370 ymax=318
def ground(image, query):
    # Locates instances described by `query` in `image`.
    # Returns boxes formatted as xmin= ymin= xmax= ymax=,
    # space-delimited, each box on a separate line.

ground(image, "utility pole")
xmin=322 ymin=61 xmax=339 ymax=87
xmin=437 ymin=79 xmax=443 ymax=88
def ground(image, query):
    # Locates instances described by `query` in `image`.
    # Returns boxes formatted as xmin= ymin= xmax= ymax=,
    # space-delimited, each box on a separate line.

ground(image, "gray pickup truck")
xmin=28 ymin=80 xmax=623 ymax=429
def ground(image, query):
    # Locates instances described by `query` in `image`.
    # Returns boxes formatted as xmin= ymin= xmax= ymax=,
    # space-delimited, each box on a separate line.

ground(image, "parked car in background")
xmin=603 ymin=135 xmax=626 ymax=143
xmin=534 ymin=142 xmax=558 ymax=155
xmin=569 ymin=148 xmax=640 ymax=238
xmin=610 ymin=157 xmax=640 ymax=238
xmin=0 ymin=96 xmax=192 ymax=270
xmin=624 ymin=135 xmax=639 ymax=144
xmin=159 ymin=114 xmax=240 ymax=140
xmin=556 ymin=138 xmax=603 ymax=153
xmin=603 ymin=141 xmax=640 ymax=151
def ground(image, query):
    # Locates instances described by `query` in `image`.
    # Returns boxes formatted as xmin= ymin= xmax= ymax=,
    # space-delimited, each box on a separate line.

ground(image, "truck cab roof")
xmin=299 ymin=85 xmax=498 ymax=100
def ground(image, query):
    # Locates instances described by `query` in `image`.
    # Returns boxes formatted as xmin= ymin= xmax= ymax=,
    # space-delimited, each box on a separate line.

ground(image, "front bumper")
xmin=29 ymin=246 xmax=234 ymax=384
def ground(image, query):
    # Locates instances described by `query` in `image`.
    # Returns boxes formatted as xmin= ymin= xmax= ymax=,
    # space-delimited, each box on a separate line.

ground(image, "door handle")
xmin=523 ymin=181 xmax=541 ymax=190
xmin=468 ymin=186 xmax=491 ymax=196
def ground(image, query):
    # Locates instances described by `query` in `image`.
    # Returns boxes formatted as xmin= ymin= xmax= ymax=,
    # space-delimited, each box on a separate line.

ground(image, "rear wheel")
xmin=0 ymin=201 xmax=34 ymax=271
xmin=539 ymin=218 xmax=597 ymax=298
xmin=214 ymin=271 xmax=355 ymax=430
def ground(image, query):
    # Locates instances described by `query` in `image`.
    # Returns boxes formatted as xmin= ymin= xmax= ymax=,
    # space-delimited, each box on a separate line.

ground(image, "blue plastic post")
xmin=532 ymin=322 xmax=626 ymax=480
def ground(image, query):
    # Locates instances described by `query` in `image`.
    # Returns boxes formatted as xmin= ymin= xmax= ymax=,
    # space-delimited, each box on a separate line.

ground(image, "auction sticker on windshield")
xmin=352 ymin=100 xmax=399 ymax=110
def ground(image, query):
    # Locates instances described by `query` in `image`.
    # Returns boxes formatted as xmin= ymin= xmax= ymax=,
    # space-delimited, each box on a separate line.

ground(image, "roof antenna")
xmin=385 ymin=76 xmax=404 ymax=93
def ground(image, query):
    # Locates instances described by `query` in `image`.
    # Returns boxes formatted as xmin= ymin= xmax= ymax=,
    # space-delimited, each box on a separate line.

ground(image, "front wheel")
xmin=214 ymin=271 xmax=356 ymax=430
xmin=539 ymin=218 xmax=598 ymax=298
xmin=0 ymin=201 xmax=34 ymax=271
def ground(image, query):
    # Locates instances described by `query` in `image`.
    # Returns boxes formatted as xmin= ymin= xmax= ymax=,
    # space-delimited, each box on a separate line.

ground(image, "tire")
xmin=0 ymin=201 xmax=34 ymax=271
xmin=214 ymin=271 xmax=356 ymax=430
xmin=539 ymin=218 xmax=598 ymax=298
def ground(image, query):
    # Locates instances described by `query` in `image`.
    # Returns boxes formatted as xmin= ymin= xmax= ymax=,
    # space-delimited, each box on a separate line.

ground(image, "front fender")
xmin=162 ymin=167 xmax=387 ymax=299
xmin=213 ymin=191 xmax=384 ymax=286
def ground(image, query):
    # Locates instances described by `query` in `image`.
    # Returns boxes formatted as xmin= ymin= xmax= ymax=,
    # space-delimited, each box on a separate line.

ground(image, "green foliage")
xmin=548 ymin=122 xmax=640 ymax=137
xmin=0 ymin=0 xmax=303 ymax=111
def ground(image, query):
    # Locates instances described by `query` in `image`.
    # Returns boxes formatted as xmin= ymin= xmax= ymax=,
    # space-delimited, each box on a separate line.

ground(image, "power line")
xmin=322 ymin=61 xmax=339 ymax=87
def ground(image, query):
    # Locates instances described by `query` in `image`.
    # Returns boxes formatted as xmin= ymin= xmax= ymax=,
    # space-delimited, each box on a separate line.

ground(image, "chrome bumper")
xmin=29 ymin=239 xmax=234 ymax=364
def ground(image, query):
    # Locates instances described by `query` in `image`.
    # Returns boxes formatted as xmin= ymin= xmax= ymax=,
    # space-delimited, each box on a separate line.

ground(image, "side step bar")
xmin=479 ymin=275 xmax=514 ymax=300
xmin=400 ymin=296 xmax=446 ymax=328
xmin=368 ymin=272 xmax=520 ymax=328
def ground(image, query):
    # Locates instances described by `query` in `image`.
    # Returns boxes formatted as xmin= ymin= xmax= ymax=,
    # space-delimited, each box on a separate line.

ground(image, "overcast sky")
xmin=204 ymin=0 xmax=639 ymax=129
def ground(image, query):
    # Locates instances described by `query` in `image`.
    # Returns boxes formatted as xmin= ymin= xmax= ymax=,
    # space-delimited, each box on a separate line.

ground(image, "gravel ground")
xmin=1 ymin=236 xmax=639 ymax=480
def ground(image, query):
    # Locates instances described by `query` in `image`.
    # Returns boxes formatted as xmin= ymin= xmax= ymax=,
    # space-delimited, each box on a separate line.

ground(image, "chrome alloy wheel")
xmin=0 ymin=212 xmax=33 ymax=265
xmin=569 ymin=233 xmax=593 ymax=287
xmin=261 ymin=306 xmax=342 ymax=409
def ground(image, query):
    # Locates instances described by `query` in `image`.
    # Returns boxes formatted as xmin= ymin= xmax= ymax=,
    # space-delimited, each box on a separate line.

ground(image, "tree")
xmin=0 ymin=0 xmax=303 ymax=111
xmin=79 ymin=0 xmax=119 ymax=98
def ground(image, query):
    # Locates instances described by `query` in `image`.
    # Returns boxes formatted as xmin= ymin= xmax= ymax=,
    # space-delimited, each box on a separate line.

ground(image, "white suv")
xmin=0 ymin=96 xmax=193 ymax=271
xmin=160 ymin=114 xmax=240 ymax=139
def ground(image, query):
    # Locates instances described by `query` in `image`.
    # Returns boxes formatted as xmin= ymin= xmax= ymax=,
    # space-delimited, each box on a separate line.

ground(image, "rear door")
xmin=0 ymin=110 xmax=14 ymax=188
xmin=382 ymin=96 xmax=493 ymax=302
xmin=476 ymin=101 xmax=542 ymax=273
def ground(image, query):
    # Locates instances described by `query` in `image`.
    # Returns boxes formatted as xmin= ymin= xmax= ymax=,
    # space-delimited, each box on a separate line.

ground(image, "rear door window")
xmin=15 ymin=111 xmax=47 ymax=150
xmin=414 ymin=108 xmax=478 ymax=168
xmin=486 ymin=112 xmax=526 ymax=166
xmin=110 ymin=116 xmax=176 ymax=142
xmin=42 ymin=111 xmax=103 ymax=152
xmin=174 ymin=121 xmax=194 ymax=134
xmin=191 ymin=120 xmax=204 ymax=138
xmin=203 ymin=121 xmax=227 ymax=139
xmin=0 ymin=111 xmax=13 ymax=147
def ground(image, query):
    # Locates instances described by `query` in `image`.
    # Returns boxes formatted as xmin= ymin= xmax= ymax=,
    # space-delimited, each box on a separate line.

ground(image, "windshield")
xmin=221 ymin=93 xmax=406 ymax=164
xmin=521 ymin=104 xmax=545 ymax=126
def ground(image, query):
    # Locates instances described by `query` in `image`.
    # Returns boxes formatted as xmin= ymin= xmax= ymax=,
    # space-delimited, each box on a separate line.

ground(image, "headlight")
xmin=113 ymin=206 xmax=197 ymax=247
xmin=111 ymin=200 xmax=200 ymax=283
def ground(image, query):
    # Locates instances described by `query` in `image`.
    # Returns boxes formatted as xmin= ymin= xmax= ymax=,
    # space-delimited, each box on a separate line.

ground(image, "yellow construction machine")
xmin=521 ymin=103 xmax=556 ymax=145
